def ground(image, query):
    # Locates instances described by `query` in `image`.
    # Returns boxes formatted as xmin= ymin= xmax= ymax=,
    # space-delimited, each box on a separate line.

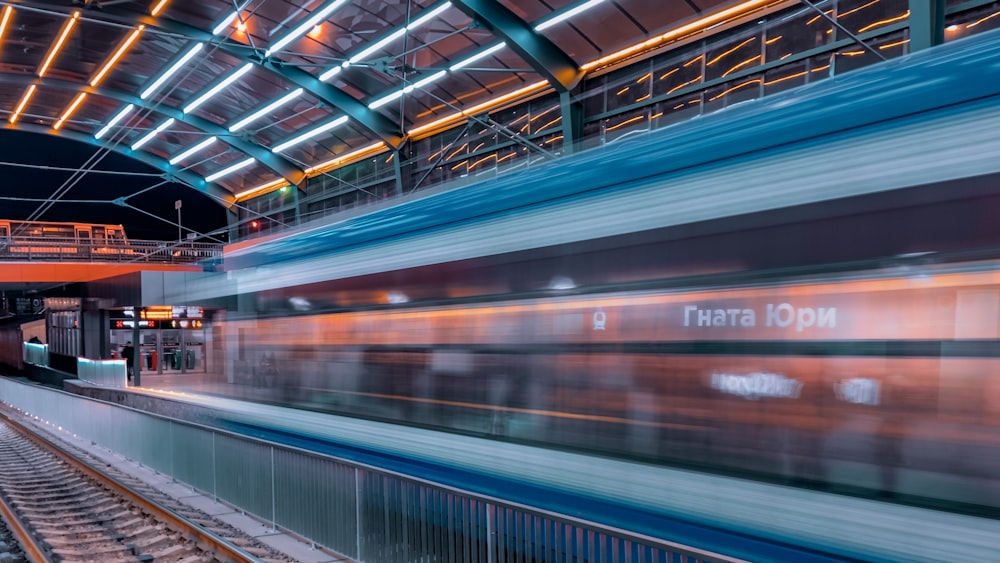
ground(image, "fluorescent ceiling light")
xmin=405 ymin=70 xmax=446 ymax=92
xmin=348 ymin=28 xmax=406 ymax=64
xmin=272 ymin=116 xmax=348 ymax=153
xmin=131 ymin=117 xmax=175 ymax=151
xmin=183 ymin=63 xmax=254 ymax=113
xmin=304 ymin=141 xmax=386 ymax=174
xmin=229 ymin=87 xmax=303 ymax=132
xmin=234 ymin=178 xmax=288 ymax=200
xmin=212 ymin=11 xmax=239 ymax=35
xmin=0 ymin=6 xmax=14 ymax=44
xmin=370 ymin=70 xmax=446 ymax=109
xmin=368 ymin=89 xmax=403 ymax=110
xmin=95 ymin=104 xmax=134 ymax=140
xmin=407 ymin=2 xmax=451 ymax=30
xmin=169 ymin=136 xmax=218 ymax=165
xmin=535 ymin=0 xmax=606 ymax=31
xmin=212 ymin=0 xmax=252 ymax=35
xmin=9 ymin=84 xmax=37 ymax=124
xmin=319 ymin=65 xmax=342 ymax=81
xmin=319 ymin=2 xmax=449 ymax=83
xmin=205 ymin=157 xmax=256 ymax=183
xmin=38 ymin=11 xmax=79 ymax=77
xmin=265 ymin=0 xmax=349 ymax=57
xmin=141 ymin=42 xmax=204 ymax=100
xmin=91 ymin=25 xmax=145 ymax=87
xmin=449 ymin=42 xmax=505 ymax=71
xmin=150 ymin=0 xmax=169 ymax=17
xmin=54 ymin=92 xmax=87 ymax=130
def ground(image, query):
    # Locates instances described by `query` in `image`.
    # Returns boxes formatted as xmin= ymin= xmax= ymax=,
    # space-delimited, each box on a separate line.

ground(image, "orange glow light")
xmin=857 ymin=10 xmax=909 ymax=34
xmin=0 ymin=6 xmax=14 ymax=47
xmin=9 ymin=84 xmax=37 ymax=124
xmin=150 ymin=0 xmax=169 ymax=17
xmin=408 ymin=81 xmax=550 ymax=137
xmin=91 ymin=25 xmax=145 ymax=87
xmin=236 ymin=21 xmax=247 ymax=32
xmin=38 ymin=11 xmax=80 ymax=78
xmin=581 ymin=0 xmax=777 ymax=72
xmin=54 ymin=92 xmax=88 ymax=130
xmin=706 ymin=37 xmax=756 ymax=66
xmin=233 ymin=178 xmax=289 ymax=201
xmin=237 ymin=142 xmax=390 ymax=201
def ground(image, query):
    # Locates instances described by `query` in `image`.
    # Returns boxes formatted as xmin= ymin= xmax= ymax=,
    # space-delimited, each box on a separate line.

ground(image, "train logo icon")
xmin=592 ymin=311 xmax=606 ymax=330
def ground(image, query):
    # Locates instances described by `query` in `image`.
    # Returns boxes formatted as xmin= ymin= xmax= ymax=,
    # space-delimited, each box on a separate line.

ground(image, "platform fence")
xmin=0 ymin=378 xmax=743 ymax=563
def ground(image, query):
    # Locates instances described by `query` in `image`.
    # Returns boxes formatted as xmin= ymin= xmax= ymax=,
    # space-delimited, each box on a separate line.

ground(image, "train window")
xmin=76 ymin=228 xmax=90 ymax=242
xmin=0 ymin=225 xmax=8 ymax=238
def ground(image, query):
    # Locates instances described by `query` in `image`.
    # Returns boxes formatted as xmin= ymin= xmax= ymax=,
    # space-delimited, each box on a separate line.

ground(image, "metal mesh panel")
xmin=273 ymin=448 xmax=357 ymax=556
xmin=359 ymin=471 xmax=491 ymax=563
xmin=215 ymin=433 xmax=274 ymax=520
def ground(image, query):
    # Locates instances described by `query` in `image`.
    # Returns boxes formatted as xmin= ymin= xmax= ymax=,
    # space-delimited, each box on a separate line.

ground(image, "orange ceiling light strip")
xmin=581 ymin=0 xmax=778 ymax=71
xmin=150 ymin=0 xmax=170 ymax=17
xmin=304 ymin=141 xmax=388 ymax=175
xmin=0 ymin=6 xmax=14 ymax=48
xmin=408 ymin=81 xmax=550 ymax=137
xmin=406 ymin=0 xmax=778 ymax=140
xmin=38 ymin=10 xmax=80 ymax=77
xmin=9 ymin=84 xmax=37 ymax=124
xmin=53 ymin=92 xmax=87 ymax=130
xmin=233 ymin=178 xmax=289 ymax=201
xmin=90 ymin=25 xmax=145 ymax=87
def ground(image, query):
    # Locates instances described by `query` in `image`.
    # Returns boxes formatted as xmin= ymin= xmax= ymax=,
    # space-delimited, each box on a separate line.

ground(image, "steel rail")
xmin=0 ymin=487 xmax=47 ymax=563
xmin=0 ymin=411 xmax=262 ymax=563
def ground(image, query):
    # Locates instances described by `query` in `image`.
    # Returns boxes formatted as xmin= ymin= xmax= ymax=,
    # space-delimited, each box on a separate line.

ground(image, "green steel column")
xmin=560 ymin=89 xmax=584 ymax=155
xmin=909 ymin=0 xmax=946 ymax=51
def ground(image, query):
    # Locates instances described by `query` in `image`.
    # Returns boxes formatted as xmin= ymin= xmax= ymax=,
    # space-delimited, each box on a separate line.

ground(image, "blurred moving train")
xmin=208 ymin=29 xmax=1000 ymax=519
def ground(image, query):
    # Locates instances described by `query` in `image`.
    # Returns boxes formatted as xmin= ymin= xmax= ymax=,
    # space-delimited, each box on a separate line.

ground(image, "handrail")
xmin=0 ymin=236 xmax=223 ymax=265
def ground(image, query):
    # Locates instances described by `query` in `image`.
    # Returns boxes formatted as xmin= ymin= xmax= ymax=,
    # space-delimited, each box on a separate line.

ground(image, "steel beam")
xmin=0 ymin=73 xmax=304 ymax=190
xmin=451 ymin=0 xmax=582 ymax=92
xmin=17 ymin=1 xmax=406 ymax=147
xmin=3 ymin=122 xmax=227 ymax=202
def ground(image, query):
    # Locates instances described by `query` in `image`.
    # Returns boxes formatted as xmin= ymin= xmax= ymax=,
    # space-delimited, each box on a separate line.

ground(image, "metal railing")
xmin=0 ymin=378 xmax=743 ymax=563
xmin=22 ymin=342 xmax=47 ymax=367
xmin=76 ymin=358 xmax=127 ymax=388
xmin=0 ymin=237 xmax=222 ymax=265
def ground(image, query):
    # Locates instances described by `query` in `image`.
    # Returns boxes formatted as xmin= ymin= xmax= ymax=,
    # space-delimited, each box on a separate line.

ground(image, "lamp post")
xmin=175 ymin=199 xmax=182 ymax=242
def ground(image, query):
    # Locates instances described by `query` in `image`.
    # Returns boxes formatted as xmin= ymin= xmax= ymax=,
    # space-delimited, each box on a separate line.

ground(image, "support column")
xmin=909 ymin=0 xmax=946 ymax=52
xmin=393 ymin=148 xmax=405 ymax=197
xmin=559 ymin=89 xmax=584 ymax=155
xmin=131 ymin=320 xmax=141 ymax=387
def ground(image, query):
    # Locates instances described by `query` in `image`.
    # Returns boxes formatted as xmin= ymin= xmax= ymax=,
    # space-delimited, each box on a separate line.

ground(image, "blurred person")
xmin=122 ymin=341 xmax=135 ymax=382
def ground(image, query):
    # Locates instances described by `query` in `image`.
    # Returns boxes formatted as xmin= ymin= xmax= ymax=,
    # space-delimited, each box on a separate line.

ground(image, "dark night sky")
xmin=0 ymin=130 xmax=229 ymax=242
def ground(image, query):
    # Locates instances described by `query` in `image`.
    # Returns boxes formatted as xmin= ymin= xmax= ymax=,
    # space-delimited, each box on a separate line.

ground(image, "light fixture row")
xmin=91 ymin=0 xmax=767 ymax=191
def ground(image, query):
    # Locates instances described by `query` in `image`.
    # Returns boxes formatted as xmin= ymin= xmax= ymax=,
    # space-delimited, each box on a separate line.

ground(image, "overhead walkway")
xmin=0 ymin=238 xmax=223 ymax=287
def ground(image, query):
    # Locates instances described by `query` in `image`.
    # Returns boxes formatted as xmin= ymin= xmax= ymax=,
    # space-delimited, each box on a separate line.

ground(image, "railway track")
xmin=0 ymin=408 xmax=298 ymax=562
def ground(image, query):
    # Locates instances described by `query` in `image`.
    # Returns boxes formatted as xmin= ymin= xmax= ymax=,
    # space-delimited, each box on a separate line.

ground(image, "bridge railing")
xmin=0 ymin=237 xmax=223 ymax=265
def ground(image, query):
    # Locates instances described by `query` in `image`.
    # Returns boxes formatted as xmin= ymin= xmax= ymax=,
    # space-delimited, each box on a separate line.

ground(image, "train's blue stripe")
xmin=228 ymin=28 xmax=1000 ymax=271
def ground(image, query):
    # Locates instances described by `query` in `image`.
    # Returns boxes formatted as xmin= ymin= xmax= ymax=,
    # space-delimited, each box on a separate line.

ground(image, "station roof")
xmin=0 ymin=0 xmax=771 ymax=238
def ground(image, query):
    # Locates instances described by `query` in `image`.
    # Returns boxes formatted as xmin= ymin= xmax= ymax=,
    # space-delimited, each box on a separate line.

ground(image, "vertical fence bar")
xmin=355 ymin=468 xmax=362 ymax=562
